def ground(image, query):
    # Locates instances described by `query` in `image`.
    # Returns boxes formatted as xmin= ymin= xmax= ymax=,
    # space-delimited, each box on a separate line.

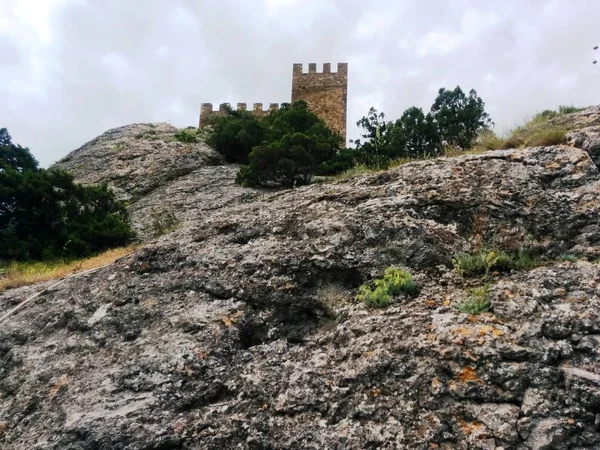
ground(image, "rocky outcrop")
xmin=567 ymin=126 xmax=600 ymax=170
xmin=551 ymin=105 xmax=600 ymax=129
xmin=53 ymin=123 xmax=222 ymax=200
xmin=1 ymin=137 xmax=600 ymax=448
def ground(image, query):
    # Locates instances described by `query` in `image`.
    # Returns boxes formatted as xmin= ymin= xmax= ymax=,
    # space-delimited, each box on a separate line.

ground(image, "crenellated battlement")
xmin=199 ymin=63 xmax=348 ymax=140
xmin=199 ymin=102 xmax=285 ymax=127
xmin=292 ymin=62 xmax=348 ymax=76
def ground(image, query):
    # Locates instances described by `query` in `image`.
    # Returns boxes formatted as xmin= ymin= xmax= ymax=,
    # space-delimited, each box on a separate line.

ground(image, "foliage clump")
xmin=174 ymin=128 xmax=199 ymax=143
xmin=205 ymin=107 xmax=266 ymax=164
xmin=204 ymin=87 xmax=493 ymax=186
xmin=0 ymin=128 xmax=135 ymax=261
xmin=203 ymin=94 xmax=584 ymax=187
xmin=456 ymin=285 xmax=491 ymax=314
xmin=452 ymin=247 xmax=541 ymax=278
xmin=351 ymin=86 xmax=492 ymax=169
xmin=206 ymin=101 xmax=342 ymax=187
xmin=357 ymin=267 xmax=419 ymax=308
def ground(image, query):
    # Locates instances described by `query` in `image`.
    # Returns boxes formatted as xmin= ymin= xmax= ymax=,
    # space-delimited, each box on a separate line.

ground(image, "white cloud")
xmin=415 ymin=8 xmax=497 ymax=58
xmin=416 ymin=29 xmax=463 ymax=57
xmin=1 ymin=0 xmax=600 ymax=166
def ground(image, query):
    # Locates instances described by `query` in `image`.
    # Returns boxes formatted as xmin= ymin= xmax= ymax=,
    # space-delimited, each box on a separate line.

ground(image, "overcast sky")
xmin=1 ymin=0 xmax=599 ymax=167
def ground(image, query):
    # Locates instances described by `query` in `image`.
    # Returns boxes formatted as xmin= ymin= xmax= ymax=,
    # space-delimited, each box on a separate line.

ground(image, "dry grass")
xmin=0 ymin=245 xmax=137 ymax=292
xmin=332 ymin=156 xmax=434 ymax=182
xmin=524 ymin=127 xmax=568 ymax=147
xmin=466 ymin=106 xmax=578 ymax=154
xmin=443 ymin=145 xmax=489 ymax=158
xmin=388 ymin=155 xmax=431 ymax=167
xmin=333 ymin=164 xmax=377 ymax=181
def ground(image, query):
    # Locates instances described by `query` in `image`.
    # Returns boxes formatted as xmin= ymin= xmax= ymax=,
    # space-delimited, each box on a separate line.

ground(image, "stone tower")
xmin=292 ymin=63 xmax=348 ymax=141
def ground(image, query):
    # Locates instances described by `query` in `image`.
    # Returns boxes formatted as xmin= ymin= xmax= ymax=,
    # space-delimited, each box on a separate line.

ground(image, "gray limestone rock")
xmin=1 ymin=113 xmax=600 ymax=448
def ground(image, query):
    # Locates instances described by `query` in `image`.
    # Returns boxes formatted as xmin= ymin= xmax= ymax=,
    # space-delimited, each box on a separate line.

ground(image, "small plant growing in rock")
xmin=174 ymin=128 xmax=199 ymax=143
xmin=149 ymin=207 xmax=179 ymax=237
xmin=560 ymin=254 xmax=578 ymax=263
xmin=453 ymin=247 xmax=541 ymax=278
xmin=452 ymin=250 xmax=496 ymax=278
xmin=456 ymin=285 xmax=491 ymax=314
xmin=357 ymin=267 xmax=419 ymax=308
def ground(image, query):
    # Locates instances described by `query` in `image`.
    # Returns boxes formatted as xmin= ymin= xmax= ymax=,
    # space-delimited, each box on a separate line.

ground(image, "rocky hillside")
xmin=53 ymin=123 xmax=222 ymax=201
xmin=1 ymin=110 xmax=600 ymax=449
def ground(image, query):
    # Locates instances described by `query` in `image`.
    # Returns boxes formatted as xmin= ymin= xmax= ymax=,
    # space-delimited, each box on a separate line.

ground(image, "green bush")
xmin=456 ymin=285 xmax=491 ymax=314
xmin=357 ymin=267 xmax=419 ymax=308
xmin=0 ymin=128 xmax=135 ymax=261
xmin=388 ymin=107 xmax=443 ymax=159
xmin=560 ymin=254 xmax=578 ymax=263
xmin=315 ymin=148 xmax=367 ymax=176
xmin=174 ymin=128 xmax=199 ymax=143
xmin=205 ymin=107 xmax=266 ymax=164
xmin=452 ymin=247 xmax=541 ymax=278
xmin=235 ymin=101 xmax=342 ymax=187
xmin=557 ymin=105 xmax=584 ymax=115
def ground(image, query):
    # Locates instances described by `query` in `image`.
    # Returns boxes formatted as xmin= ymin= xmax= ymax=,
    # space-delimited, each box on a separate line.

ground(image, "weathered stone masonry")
xmin=291 ymin=63 xmax=348 ymax=140
xmin=199 ymin=103 xmax=282 ymax=123
xmin=199 ymin=63 xmax=348 ymax=141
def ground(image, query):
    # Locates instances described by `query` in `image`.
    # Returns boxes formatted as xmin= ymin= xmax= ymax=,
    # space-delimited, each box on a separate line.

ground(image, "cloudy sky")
xmin=1 ymin=0 xmax=599 ymax=166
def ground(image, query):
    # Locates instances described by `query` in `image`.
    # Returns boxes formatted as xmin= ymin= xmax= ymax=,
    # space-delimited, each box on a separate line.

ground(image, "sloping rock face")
xmin=53 ymin=123 xmax=222 ymax=200
xmin=1 ymin=141 xmax=600 ymax=449
xmin=552 ymin=105 xmax=600 ymax=130
xmin=568 ymin=126 xmax=600 ymax=170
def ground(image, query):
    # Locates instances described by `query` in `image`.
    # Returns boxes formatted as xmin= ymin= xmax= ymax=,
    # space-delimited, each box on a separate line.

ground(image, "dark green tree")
xmin=0 ymin=128 xmax=39 ymax=172
xmin=205 ymin=107 xmax=266 ymax=164
xmin=352 ymin=107 xmax=390 ymax=167
xmin=236 ymin=101 xmax=341 ymax=187
xmin=0 ymin=130 xmax=135 ymax=261
xmin=430 ymin=87 xmax=492 ymax=149
xmin=388 ymin=107 xmax=443 ymax=158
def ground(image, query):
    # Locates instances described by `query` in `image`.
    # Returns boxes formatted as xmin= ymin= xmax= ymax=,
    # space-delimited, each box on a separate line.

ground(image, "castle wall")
xmin=291 ymin=63 xmax=348 ymax=141
xmin=199 ymin=103 xmax=281 ymax=127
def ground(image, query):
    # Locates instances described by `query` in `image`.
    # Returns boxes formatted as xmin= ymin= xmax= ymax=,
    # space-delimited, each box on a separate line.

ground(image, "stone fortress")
xmin=199 ymin=63 xmax=348 ymax=141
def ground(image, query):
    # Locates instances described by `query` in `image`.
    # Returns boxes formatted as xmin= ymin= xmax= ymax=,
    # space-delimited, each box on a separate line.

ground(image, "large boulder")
xmin=53 ymin=123 xmax=222 ymax=201
xmin=1 ymin=140 xmax=600 ymax=449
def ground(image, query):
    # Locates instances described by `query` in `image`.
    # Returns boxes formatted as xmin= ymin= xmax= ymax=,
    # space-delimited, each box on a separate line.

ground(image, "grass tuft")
xmin=149 ymin=207 xmax=179 ymax=237
xmin=333 ymin=164 xmax=376 ymax=181
xmin=560 ymin=254 xmax=578 ymax=263
xmin=452 ymin=247 xmax=542 ymax=278
xmin=0 ymin=245 xmax=137 ymax=292
xmin=456 ymin=285 xmax=491 ymax=314
xmin=357 ymin=267 xmax=419 ymax=308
